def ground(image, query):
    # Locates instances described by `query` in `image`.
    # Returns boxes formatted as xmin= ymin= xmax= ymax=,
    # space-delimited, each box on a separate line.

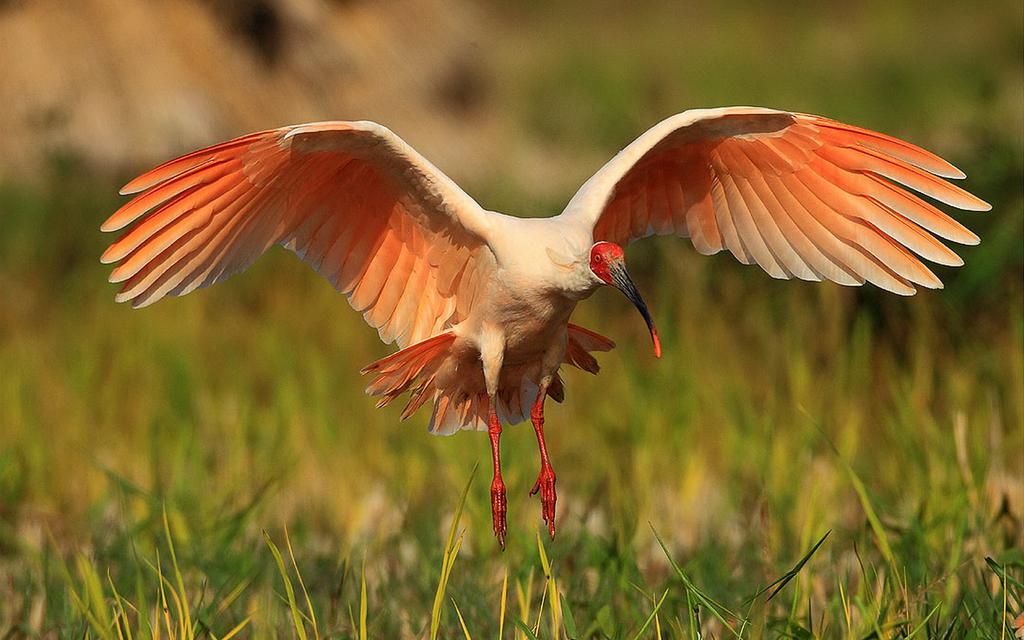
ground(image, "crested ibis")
xmin=100 ymin=107 xmax=989 ymax=548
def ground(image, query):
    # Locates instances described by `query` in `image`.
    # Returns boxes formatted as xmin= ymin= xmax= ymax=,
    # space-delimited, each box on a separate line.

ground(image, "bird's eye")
xmin=595 ymin=255 xmax=602 ymax=262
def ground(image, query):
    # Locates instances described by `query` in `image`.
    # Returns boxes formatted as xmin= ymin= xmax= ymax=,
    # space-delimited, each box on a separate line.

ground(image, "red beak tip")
xmin=652 ymin=334 xmax=662 ymax=359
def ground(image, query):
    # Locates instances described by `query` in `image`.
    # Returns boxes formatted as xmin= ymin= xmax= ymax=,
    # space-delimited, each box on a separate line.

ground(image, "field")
xmin=1 ymin=2 xmax=1022 ymax=638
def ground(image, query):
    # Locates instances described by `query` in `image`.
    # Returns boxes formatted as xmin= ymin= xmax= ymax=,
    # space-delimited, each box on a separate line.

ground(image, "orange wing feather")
xmin=101 ymin=122 xmax=496 ymax=348
xmin=566 ymin=108 xmax=989 ymax=295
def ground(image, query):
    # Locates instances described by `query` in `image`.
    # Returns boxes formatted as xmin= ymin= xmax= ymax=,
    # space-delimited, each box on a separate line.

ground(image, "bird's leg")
xmin=487 ymin=399 xmax=507 ymax=549
xmin=479 ymin=324 xmax=507 ymax=549
xmin=529 ymin=380 xmax=557 ymax=538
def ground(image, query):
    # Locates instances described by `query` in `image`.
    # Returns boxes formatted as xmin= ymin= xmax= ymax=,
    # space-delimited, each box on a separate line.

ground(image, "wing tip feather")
xmin=99 ymin=247 xmax=120 ymax=265
xmin=119 ymin=174 xmax=160 ymax=196
xmin=944 ymin=166 xmax=967 ymax=180
xmin=971 ymin=198 xmax=993 ymax=213
xmin=890 ymin=282 xmax=917 ymax=296
xmin=956 ymin=193 xmax=992 ymax=213
xmin=100 ymin=216 xmax=124 ymax=232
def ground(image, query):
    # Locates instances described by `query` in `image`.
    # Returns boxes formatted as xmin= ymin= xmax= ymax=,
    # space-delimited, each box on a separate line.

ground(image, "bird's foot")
xmin=529 ymin=464 xmax=557 ymax=538
xmin=490 ymin=476 xmax=507 ymax=549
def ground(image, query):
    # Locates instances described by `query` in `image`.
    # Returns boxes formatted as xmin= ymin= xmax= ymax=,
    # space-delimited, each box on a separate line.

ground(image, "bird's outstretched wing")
xmin=101 ymin=121 xmax=496 ymax=347
xmin=559 ymin=107 xmax=990 ymax=294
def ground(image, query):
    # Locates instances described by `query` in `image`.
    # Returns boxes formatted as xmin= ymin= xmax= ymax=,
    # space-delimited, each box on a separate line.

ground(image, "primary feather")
xmin=101 ymin=121 xmax=497 ymax=348
xmin=560 ymin=107 xmax=988 ymax=295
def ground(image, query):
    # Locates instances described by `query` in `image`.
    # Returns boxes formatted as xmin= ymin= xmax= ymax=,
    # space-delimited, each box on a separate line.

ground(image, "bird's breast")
xmin=468 ymin=273 xmax=578 ymax=362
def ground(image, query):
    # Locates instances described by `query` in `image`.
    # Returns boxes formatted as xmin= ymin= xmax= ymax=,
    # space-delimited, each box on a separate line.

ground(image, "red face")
xmin=587 ymin=240 xmax=661 ymax=358
xmin=588 ymin=241 xmax=625 ymax=284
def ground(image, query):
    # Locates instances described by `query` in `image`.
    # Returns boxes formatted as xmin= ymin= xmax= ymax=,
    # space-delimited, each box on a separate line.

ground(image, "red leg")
xmin=529 ymin=388 xmax=557 ymax=538
xmin=488 ymin=403 xmax=507 ymax=549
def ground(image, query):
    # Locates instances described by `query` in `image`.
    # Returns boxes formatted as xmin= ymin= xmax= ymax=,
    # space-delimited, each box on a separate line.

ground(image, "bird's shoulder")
xmin=479 ymin=215 xmax=597 ymax=300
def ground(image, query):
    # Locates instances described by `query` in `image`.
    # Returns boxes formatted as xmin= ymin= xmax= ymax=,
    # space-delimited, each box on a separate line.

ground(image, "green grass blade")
xmin=214 ymin=576 xmax=253 ymax=617
xmin=845 ymin=463 xmax=895 ymax=568
xmin=499 ymin=566 xmax=509 ymax=640
xmin=430 ymin=462 xmax=477 ymax=640
xmin=264 ymin=530 xmax=309 ymax=640
xmin=80 ymin=555 xmax=115 ymax=638
xmin=651 ymin=525 xmax=741 ymax=638
xmin=535 ymin=531 xmax=561 ymax=637
xmin=220 ymin=616 xmax=252 ymax=640
xmin=684 ymin=588 xmax=697 ymax=640
xmin=107 ymin=570 xmax=133 ymax=640
xmin=161 ymin=506 xmax=193 ymax=637
xmin=630 ymin=589 xmax=669 ymax=640
xmin=359 ymin=557 xmax=368 ymax=640
xmin=515 ymin=572 xmax=533 ymax=640
xmin=154 ymin=549 xmax=174 ymax=640
xmin=986 ymin=557 xmax=1024 ymax=592
xmin=560 ymin=592 xmax=579 ymax=640
xmin=451 ymin=596 xmax=474 ymax=640
xmin=513 ymin=620 xmax=541 ymax=640
xmin=754 ymin=530 xmax=831 ymax=603
xmin=812 ymin=421 xmax=896 ymax=568
xmin=59 ymin=551 xmax=113 ymax=640
xmin=905 ymin=603 xmax=941 ymax=639
xmin=285 ymin=527 xmax=319 ymax=640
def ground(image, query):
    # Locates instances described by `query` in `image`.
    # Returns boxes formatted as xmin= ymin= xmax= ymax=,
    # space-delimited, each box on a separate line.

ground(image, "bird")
xmin=100 ymin=106 xmax=989 ymax=548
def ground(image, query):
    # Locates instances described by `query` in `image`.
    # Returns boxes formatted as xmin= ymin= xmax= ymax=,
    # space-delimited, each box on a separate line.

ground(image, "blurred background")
xmin=1 ymin=0 xmax=1021 ymax=637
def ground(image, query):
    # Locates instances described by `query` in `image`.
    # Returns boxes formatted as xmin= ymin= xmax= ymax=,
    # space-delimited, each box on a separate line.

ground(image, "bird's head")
xmin=588 ymin=241 xmax=661 ymax=358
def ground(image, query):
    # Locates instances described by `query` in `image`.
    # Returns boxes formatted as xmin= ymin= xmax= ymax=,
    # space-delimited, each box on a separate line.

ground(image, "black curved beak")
xmin=609 ymin=263 xmax=661 ymax=358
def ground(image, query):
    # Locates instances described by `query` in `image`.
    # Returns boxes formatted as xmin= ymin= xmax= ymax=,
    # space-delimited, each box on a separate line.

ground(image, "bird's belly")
xmin=490 ymin=287 xmax=576 ymax=363
xmin=440 ymin=285 xmax=577 ymax=395
xmin=500 ymin=314 xmax=566 ymax=366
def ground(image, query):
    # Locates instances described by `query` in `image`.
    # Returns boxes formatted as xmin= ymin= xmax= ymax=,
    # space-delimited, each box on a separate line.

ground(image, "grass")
xmin=1 ymin=0 xmax=1022 ymax=637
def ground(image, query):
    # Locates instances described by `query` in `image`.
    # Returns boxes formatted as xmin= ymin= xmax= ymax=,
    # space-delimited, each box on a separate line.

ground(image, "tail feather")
xmin=428 ymin=383 xmax=536 ymax=435
xmin=360 ymin=324 xmax=616 ymax=436
xmin=400 ymin=378 xmax=435 ymax=420
xmin=359 ymin=330 xmax=454 ymax=377
xmin=567 ymin=323 xmax=616 ymax=352
xmin=361 ymin=330 xmax=455 ymax=400
xmin=564 ymin=323 xmax=615 ymax=374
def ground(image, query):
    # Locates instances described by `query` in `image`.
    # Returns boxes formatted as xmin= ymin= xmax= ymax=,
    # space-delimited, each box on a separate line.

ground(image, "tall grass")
xmin=1 ymin=154 xmax=1019 ymax=637
xmin=0 ymin=0 xmax=1021 ymax=636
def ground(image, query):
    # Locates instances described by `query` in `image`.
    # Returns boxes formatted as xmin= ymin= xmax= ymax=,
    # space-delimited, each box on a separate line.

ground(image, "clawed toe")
xmin=530 ymin=466 xmax=557 ymax=538
xmin=491 ymin=480 xmax=507 ymax=549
